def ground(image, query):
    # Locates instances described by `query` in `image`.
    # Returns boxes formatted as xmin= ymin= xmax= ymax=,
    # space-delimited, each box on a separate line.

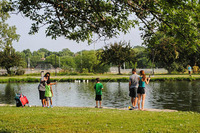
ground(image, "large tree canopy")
xmin=9 ymin=0 xmax=135 ymax=43
xmin=7 ymin=0 xmax=199 ymax=46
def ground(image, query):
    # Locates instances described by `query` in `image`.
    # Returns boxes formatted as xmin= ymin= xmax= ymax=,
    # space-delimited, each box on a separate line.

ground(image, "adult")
xmin=137 ymin=70 xmax=150 ymax=111
xmin=129 ymin=68 xmax=139 ymax=109
xmin=38 ymin=71 xmax=51 ymax=107
xmin=38 ymin=71 xmax=46 ymax=107
xmin=188 ymin=65 xmax=192 ymax=76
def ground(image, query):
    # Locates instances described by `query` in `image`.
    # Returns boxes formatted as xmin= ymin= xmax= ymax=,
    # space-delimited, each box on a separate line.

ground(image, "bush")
xmin=16 ymin=69 xmax=25 ymax=75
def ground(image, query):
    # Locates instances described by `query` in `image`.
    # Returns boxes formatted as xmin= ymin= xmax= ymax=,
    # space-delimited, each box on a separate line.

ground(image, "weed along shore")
xmin=1 ymin=74 xmax=200 ymax=83
xmin=0 ymin=106 xmax=199 ymax=132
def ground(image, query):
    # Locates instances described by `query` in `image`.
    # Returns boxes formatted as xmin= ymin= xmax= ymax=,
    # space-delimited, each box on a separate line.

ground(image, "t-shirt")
xmin=45 ymin=85 xmax=52 ymax=97
xmin=94 ymin=83 xmax=103 ymax=95
xmin=188 ymin=66 xmax=192 ymax=71
xmin=129 ymin=74 xmax=139 ymax=88
xmin=139 ymin=77 xmax=145 ymax=88
xmin=38 ymin=78 xmax=46 ymax=91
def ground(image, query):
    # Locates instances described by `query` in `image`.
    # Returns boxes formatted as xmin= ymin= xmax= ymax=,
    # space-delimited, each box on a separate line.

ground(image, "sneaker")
xmin=50 ymin=105 xmax=53 ymax=108
xmin=99 ymin=106 xmax=103 ymax=108
xmin=133 ymin=106 xmax=138 ymax=109
xmin=95 ymin=106 xmax=98 ymax=108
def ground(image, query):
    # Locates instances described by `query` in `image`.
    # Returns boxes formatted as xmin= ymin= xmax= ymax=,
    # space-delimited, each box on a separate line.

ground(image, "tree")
xmin=9 ymin=0 xmax=199 ymax=48
xmin=75 ymin=50 xmax=97 ymax=73
xmin=60 ymin=56 xmax=76 ymax=70
xmin=0 ymin=0 xmax=19 ymax=49
xmin=0 ymin=46 xmax=23 ymax=75
xmin=97 ymin=41 xmax=136 ymax=74
xmin=146 ymin=33 xmax=179 ymax=74
xmin=58 ymin=48 xmax=74 ymax=57
xmin=10 ymin=0 xmax=134 ymax=43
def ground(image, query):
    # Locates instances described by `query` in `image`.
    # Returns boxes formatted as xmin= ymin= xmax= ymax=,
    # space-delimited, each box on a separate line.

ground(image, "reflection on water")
xmin=148 ymin=81 xmax=200 ymax=112
xmin=0 ymin=81 xmax=199 ymax=112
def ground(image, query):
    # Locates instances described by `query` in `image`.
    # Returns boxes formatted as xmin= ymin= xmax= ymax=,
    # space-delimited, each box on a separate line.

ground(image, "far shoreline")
xmin=0 ymin=74 xmax=200 ymax=83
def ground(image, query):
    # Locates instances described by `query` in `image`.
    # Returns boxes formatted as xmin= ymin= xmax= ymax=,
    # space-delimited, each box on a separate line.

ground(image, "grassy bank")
xmin=0 ymin=106 xmax=199 ymax=132
xmin=0 ymin=74 xmax=200 ymax=83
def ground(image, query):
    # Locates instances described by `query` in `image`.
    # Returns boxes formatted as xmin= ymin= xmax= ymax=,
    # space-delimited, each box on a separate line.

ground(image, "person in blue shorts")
xmin=94 ymin=78 xmax=103 ymax=108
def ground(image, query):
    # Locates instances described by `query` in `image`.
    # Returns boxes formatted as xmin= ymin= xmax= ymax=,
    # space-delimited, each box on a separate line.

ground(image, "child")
xmin=94 ymin=78 xmax=103 ymax=108
xmin=45 ymin=80 xmax=54 ymax=108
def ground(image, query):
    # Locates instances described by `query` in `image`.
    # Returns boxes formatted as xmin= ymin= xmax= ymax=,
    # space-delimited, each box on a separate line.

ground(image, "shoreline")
xmin=0 ymin=75 xmax=200 ymax=83
xmin=0 ymin=104 xmax=179 ymax=112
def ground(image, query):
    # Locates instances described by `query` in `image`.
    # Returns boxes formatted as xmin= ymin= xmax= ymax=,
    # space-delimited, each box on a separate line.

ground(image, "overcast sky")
xmin=7 ymin=14 xmax=143 ymax=53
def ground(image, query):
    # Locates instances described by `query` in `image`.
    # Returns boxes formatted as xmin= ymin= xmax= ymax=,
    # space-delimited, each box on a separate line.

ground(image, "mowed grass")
xmin=0 ymin=106 xmax=199 ymax=133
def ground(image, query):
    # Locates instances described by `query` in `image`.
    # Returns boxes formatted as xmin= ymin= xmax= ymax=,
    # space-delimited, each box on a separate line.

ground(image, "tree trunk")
xmin=5 ymin=67 xmax=11 ymax=75
xmin=118 ymin=65 xmax=121 ymax=75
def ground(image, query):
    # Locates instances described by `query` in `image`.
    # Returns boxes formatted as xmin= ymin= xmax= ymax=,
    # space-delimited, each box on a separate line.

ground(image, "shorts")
xmin=46 ymin=97 xmax=52 ymax=101
xmin=39 ymin=90 xmax=45 ymax=100
xmin=95 ymin=95 xmax=102 ymax=101
xmin=129 ymin=87 xmax=138 ymax=98
xmin=137 ymin=87 xmax=145 ymax=94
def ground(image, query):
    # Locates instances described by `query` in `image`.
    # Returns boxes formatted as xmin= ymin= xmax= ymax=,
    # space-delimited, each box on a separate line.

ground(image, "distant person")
xmin=137 ymin=70 xmax=150 ymax=111
xmin=129 ymin=68 xmax=139 ymax=109
xmin=94 ymin=78 xmax=103 ymax=108
xmin=45 ymin=80 xmax=54 ymax=108
xmin=38 ymin=71 xmax=46 ymax=107
xmin=188 ymin=65 xmax=192 ymax=76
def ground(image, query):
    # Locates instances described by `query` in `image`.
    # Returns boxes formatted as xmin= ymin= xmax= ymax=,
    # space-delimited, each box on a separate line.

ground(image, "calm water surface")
xmin=0 ymin=81 xmax=199 ymax=112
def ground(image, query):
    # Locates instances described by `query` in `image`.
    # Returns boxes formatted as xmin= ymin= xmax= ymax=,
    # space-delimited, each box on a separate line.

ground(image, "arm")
xmin=50 ymin=82 xmax=57 ymax=85
xmin=129 ymin=81 xmax=131 ymax=89
xmin=145 ymin=77 xmax=150 ymax=84
xmin=50 ymin=86 xmax=53 ymax=97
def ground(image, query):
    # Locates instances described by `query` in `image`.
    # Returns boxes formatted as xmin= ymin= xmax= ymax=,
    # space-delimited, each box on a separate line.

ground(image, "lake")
xmin=0 ymin=81 xmax=199 ymax=112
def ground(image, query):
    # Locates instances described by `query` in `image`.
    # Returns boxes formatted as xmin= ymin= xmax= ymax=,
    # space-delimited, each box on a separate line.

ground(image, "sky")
xmin=7 ymin=14 xmax=143 ymax=53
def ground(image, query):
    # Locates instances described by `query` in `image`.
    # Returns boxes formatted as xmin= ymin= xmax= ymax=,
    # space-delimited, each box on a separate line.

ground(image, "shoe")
xmin=99 ymin=106 xmax=103 ymax=108
xmin=95 ymin=106 xmax=98 ymax=108
xmin=133 ymin=106 xmax=138 ymax=109
xmin=50 ymin=105 xmax=53 ymax=108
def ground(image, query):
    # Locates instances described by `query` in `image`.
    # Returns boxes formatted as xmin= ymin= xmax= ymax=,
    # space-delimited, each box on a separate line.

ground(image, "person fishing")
xmin=129 ymin=68 xmax=139 ymax=109
xmin=38 ymin=71 xmax=46 ymax=107
xmin=137 ymin=70 xmax=150 ymax=111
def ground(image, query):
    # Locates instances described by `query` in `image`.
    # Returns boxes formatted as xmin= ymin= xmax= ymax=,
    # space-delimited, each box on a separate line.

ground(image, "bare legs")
xmin=131 ymin=97 xmax=138 ymax=107
xmin=137 ymin=94 xmax=146 ymax=110
xmin=95 ymin=101 xmax=102 ymax=108
xmin=42 ymin=99 xmax=46 ymax=107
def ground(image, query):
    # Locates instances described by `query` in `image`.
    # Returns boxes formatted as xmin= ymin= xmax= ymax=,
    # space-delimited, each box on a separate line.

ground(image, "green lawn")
xmin=0 ymin=106 xmax=199 ymax=132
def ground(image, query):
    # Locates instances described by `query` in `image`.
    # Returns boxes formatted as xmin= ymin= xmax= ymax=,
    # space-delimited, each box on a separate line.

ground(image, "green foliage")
xmin=97 ymin=41 xmax=136 ymax=74
xmin=0 ymin=0 xmax=20 ymax=49
xmin=0 ymin=47 xmax=24 ymax=75
xmin=10 ymin=0 xmax=134 ymax=43
xmin=146 ymin=33 xmax=179 ymax=73
xmin=15 ymin=68 xmax=25 ymax=75
xmin=75 ymin=50 xmax=109 ymax=73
